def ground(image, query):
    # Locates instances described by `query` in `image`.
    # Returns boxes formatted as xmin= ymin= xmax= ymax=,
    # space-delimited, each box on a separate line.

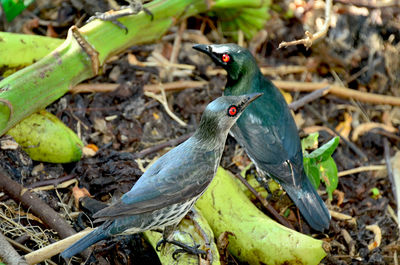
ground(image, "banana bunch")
xmin=210 ymin=0 xmax=271 ymax=40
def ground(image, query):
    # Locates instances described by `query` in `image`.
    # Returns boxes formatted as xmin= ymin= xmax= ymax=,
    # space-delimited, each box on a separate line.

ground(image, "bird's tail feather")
xmin=282 ymin=173 xmax=331 ymax=232
xmin=61 ymin=228 xmax=107 ymax=259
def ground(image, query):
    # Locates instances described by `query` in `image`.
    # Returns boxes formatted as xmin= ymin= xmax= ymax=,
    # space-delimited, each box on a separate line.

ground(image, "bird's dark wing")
xmin=93 ymin=142 xmax=218 ymax=219
xmin=231 ymin=86 xmax=303 ymax=184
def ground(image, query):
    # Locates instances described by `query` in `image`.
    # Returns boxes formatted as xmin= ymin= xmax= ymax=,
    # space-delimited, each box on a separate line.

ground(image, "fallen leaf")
xmin=72 ymin=186 xmax=92 ymax=208
xmin=335 ymin=112 xmax=352 ymax=140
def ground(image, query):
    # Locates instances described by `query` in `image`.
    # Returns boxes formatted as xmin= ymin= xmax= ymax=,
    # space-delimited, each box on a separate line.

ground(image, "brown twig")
xmin=341 ymin=229 xmax=356 ymax=256
xmin=338 ymin=165 xmax=386 ymax=177
xmin=329 ymin=210 xmax=357 ymax=226
xmin=144 ymin=80 xmax=207 ymax=93
xmin=142 ymin=80 xmax=400 ymax=106
xmin=207 ymin=65 xmax=309 ymax=77
xmin=0 ymin=169 xmax=76 ymax=239
xmin=170 ymin=19 xmax=187 ymax=65
xmin=133 ymin=133 xmax=192 ymax=159
xmin=305 ymin=105 xmax=368 ymax=161
xmin=144 ymin=89 xmax=187 ymax=126
xmin=0 ymin=231 xmax=28 ymax=265
xmin=26 ymin=174 xmax=76 ymax=189
xmin=333 ymin=0 xmax=399 ymax=8
xmin=234 ymin=174 xmax=294 ymax=230
xmin=6 ymin=237 xmax=32 ymax=254
xmin=373 ymin=130 xmax=400 ymax=142
xmin=273 ymin=80 xmax=400 ymax=106
xmin=69 ymin=83 xmax=119 ymax=94
xmin=288 ymin=86 xmax=331 ymax=111
xmin=279 ymin=0 xmax=332 ymax=49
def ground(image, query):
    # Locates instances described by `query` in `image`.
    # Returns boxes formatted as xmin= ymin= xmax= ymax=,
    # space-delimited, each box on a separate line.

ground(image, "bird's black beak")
xmin=193 ymin=44 xmax=223 ymax=64
xmin=241 ymin=93 xmax=263 ymax=110
xmin=192 ymin=44 xmax=212 ymax=55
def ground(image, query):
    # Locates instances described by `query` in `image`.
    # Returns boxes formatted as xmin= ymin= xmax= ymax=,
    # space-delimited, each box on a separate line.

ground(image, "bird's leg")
xmin=155 ymin=225 xmax=175 ymax=251
xmin=155 ymin=225 xmax=207 ymax=259
xmin=255 ymin=173 xmax=273 ymax=200
xmin=86 ymin=0 xmax=153 ymax=33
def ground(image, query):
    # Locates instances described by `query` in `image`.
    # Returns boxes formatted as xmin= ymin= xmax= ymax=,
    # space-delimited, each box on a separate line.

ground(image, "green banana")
xmin=144 ymin=207 xmax=220 ymax=265
xmin=7 ymin=110 xmax=83 ymax=163
xmin=196 ymin=167 xmax=327 ymax=265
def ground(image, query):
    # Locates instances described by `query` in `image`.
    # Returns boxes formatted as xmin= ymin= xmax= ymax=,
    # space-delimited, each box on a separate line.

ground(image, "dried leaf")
xmin=335 ymin=112 xmax=352 ymax=140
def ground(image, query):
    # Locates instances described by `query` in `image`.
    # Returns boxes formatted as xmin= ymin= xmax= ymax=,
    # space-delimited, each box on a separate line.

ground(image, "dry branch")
xmin=273 ymin=80 xmax=400 ymax=106
xmin=0 ymin=169 xmax=76 ymax=239
xmin=338 ymin=165 xmax=386 ymax=177
xmin=70 ymin=83 xmax=119 ymax=94
xmin=279 ymin=0 xmax=333 ymax=49
xmin=140 ymin=80 xmax=400 ymax=106
xmin=144 ymin=81 xmax=208 ymax=93
xmin=234 ymin=174 xmax=294 ymax=230
xmin=288 ymin=86 xmax=331 ymax=111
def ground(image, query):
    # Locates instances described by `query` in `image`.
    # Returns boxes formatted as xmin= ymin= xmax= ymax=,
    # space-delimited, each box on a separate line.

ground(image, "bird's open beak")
xmin=242 ymin=93 xmax=263 ymax=110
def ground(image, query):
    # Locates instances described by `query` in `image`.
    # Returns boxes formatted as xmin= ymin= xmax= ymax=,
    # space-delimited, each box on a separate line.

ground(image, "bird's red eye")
xmin=222 ymin=54 xmax=230 ymax=63
xmin=228 ymin=105 xmax=238 ymax=116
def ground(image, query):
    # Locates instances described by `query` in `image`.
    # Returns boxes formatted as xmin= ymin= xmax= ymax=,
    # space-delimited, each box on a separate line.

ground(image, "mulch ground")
xmin=1 ymin=0 xmax=400 ymax=264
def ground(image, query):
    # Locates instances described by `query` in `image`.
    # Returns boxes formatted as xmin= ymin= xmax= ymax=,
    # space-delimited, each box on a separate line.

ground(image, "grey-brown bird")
xmin=61 ymin=93 xmax=262 ymax=258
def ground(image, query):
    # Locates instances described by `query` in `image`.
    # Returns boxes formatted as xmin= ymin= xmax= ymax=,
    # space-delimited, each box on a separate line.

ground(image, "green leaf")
xmin=370 ymin=187 xmax=380 ymax=199
xmin=307 ymin=136 xmax=340 ymax=162
xmin=301 ymin=132 xmax=319 ymax=153
xmin=303 ymin=157 xmax=320 ymax=189
xmin=319 ymin=157 xmax=338 ymax=200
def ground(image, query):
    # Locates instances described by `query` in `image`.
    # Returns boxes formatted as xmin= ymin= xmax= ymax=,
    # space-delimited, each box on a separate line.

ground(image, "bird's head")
xmin=193 ymin=43 xmax=258 ymax=81
xmin=194 ymin=93 xmax=262 ymax=145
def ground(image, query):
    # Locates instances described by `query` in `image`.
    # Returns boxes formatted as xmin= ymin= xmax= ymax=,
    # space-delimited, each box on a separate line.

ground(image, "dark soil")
xmin=1 ymin=0 xmax=399 ymax=264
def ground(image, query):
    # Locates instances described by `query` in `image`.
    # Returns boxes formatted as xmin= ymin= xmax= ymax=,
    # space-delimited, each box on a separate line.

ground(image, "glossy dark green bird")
xmin=193 ymin=43 xmax=330 ymax=232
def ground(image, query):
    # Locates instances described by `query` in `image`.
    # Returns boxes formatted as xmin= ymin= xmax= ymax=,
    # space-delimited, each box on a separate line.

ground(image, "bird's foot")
xmin=156 ymin=238 xmax=207 ymax=259
xmin=142 ymin=7 xmax=154 ymax=21
xmin=255 ymin=175 xmax=273 ymax=200
xmin=86 ymin=0 xmax=153 ymax=33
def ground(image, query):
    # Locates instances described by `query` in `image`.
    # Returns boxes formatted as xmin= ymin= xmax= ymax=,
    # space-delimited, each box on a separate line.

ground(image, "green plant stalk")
xmin=196 ymin=167 xmax=327 ymax=265
xmin=211 ymin=0 xmax=268 ymax=9
xmin=0 ymin=27 xmax=94 ymax=135
xmin=0 ymin=0 xmax=206 ymax=136
xmin=241 ymin=7 xmax=271 ymax=19
xmin=0 ymin=32 xmax=64 ymax=69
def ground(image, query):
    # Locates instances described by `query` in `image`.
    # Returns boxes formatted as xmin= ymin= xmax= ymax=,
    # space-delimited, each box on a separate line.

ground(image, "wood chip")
xmin=365 ymin=224 xmax=382 ymax=251
xmin=351 ymin=122 xmax=397 ymax=141
xmin=0 ymin=139 xmax=18 ymax=150
xmin=330 ymin=210 xmax=357 ymax=226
